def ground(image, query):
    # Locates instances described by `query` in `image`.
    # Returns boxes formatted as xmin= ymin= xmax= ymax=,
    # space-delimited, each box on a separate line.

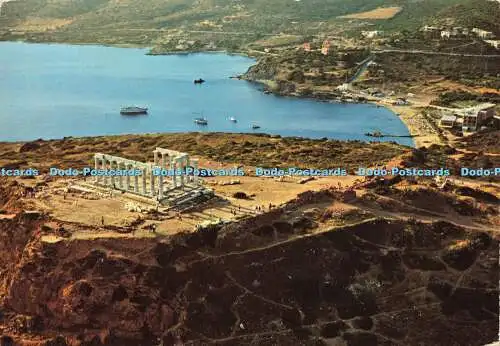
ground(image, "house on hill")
xmin=472 ymin=28 xmax=495 ymax=39
xmin=462 ymin=103 xmax=496 ymax=131
xmin=362 ymin=31 xmax=383 ymax=39
xmin=441 ymin=31 xmax=451 ymax=40
xmin=392 ymin=98 xmax=409 ymax=106
xmin=485 ymin=40 xmax=500 ymax=49
xmin=439 ymin=115 xmax=457 ymax=128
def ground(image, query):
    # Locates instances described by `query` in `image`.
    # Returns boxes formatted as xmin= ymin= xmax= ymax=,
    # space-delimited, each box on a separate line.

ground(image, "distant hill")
xmin=431 ymin=0 xmax=500 ymax=34
xmin=0 ymin=0 xmax=498 ymax=48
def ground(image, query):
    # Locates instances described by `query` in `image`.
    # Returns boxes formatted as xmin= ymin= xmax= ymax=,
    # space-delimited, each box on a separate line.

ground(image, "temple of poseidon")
xmin=90 ymin=147 xmax=214 ymax=209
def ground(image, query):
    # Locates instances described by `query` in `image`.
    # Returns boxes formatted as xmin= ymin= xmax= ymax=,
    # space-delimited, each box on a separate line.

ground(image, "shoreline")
xmin=147 ymin=48 xmax=259 ymax=59
xmin=1 ymin=39 xmax=432 ymax=147
xmin=0 ymin=39 xmax=152 ymax=50
xmin=244 ymin=78 xmax=428 ymax=148
xmin=383 ymin=103 xmax=442 ymax=148
xmin=0 ymin=38 xmax=259 ymax=58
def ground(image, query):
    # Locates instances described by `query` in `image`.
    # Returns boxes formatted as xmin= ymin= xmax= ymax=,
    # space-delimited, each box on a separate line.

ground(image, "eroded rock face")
xmin=0 ymin=216 xmax=42 ymax=303
xmin=243 ymin=57 xmax=279 ymax=81
xmin=18 ymin=142 xmax=41 ymax=153
xmin=0 ymin=217 xmax=497 ymax=345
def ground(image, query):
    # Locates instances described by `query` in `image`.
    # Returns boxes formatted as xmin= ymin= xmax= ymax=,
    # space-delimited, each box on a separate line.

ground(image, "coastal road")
xmin=18 ymin=27 xmax=280 ymax=37
xmin=347 ymin=56 xmax=374 ymax=83
xmin=247 ymin=48 xmax=279 ymax=56
xmin=372 ymin=48 xmax=500 ymax=58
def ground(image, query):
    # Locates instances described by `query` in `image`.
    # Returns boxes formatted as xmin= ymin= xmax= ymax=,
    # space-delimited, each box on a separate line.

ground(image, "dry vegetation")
xmin=0 ymin=132 xmax=409 ymax=173
xmin=338 ymin=6 xmax=402 ymax=20
xmin=0 ymin=130 xmax=498 ymax=345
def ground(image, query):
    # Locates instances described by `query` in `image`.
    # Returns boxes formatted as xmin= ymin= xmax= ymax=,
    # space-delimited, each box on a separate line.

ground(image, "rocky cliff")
xmin=0 ymin=185 xmax=498 ymax=345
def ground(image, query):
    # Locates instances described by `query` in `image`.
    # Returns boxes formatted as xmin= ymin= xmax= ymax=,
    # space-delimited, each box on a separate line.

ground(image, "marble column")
xmin=179 ymin=158 xmax=185 ymax=187
xmin=101 ymin=158 xmax=107 ymax=185
xmin=161 ymin=153 xmax=166 ymax=169
xmin=117 ymin=161 xmax=123 ymax=189
xmin=192 ymin=159 xmax=198 ymax=184
xmin=186 ymin=157 xmax=191 ymax=182
xmin=107 ymin=160 xmax=113 ymax=187
xmin=150 ymin=165 xmax=156 ymax=197
xmin=154 ymin=151 xmax=159 ymax=166
xmin=94 ymin=157 xmax=99 ymax=182
xmin=134 ymin=166 xmax=139 ymax=193
xmin=142 ymin=168 xmax=147 ymax=195
xmin=171 ymin=157 xmax=177 ymax=188
xmin=158 ymin=175 xmax=164 ymax=199
xmin=125 ymin=163 xmax=130 ymax=192
xmin=111 ymin=161 xmax=117 ymax=188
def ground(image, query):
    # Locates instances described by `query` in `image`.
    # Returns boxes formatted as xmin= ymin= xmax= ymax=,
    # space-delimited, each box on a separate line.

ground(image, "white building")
xmin=361 ymin=31 xmax=383 ymax=39
xmin=440 ymin=31 xmax=451 ymax=39
xmin=422 ymin=26 xmax=441 ymax=32
xmin=337 ymin=83 xmax=350 ymax=91
xmin=472 ymin=28 xmax=495 ymax=39
xmin=485 ymin=40 xmax=500 ymax=49
xmin=440 ymin=115 xmax=457 ymax=128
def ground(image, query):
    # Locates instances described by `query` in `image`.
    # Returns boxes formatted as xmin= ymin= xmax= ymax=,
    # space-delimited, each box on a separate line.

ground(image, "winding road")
xmin=372 ymin=48 xmax=500 ymax=58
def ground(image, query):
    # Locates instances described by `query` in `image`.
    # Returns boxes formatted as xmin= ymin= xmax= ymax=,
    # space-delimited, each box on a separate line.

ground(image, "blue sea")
xmin=0 ymin=42 xmax=413 ymax=146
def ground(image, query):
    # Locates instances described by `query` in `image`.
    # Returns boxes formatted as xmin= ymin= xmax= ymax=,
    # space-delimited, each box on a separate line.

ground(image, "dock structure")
xmin=93 ymin=148 xmax=209 ymax=206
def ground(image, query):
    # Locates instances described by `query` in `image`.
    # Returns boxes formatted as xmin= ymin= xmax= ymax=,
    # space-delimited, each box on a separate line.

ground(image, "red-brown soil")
xmin=0 ymin=185 xmax=498 ymax=345
xmin=0 ymin=134 xmax=498 ymax=345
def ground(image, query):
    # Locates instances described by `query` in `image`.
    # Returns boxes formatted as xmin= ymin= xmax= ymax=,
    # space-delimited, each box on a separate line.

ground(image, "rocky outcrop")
xmin=0 ymin=216 xmax=496 ymax=345
xmin=0 ymin=176 xmax=497 ymax=345
xmin=242 ymin=56 xmax=279 ymax=81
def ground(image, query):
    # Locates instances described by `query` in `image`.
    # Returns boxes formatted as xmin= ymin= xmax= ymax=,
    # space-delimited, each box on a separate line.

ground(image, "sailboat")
xmin=194 ymin=118 xmax=208 ymax=125
xmin=193 ymin=111 xmax=208 ymax=125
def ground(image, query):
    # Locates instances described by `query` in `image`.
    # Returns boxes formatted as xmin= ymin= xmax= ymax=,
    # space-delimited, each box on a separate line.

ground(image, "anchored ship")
xmin=120 ymin=106 xmax=148 ymax=115
xmin=194 ymin=117 xmax=208 ymax=125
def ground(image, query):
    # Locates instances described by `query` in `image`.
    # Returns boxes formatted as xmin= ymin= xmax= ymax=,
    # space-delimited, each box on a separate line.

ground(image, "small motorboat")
xmin=120 ymin=106 xmax=148 ymax=115
xmin=229 ymin=117 xmax=237 ymax=123
xmin=251 ymin=124 xmax=261 ymax=129
xmin=365 ymin=130 xmax=383 ymax=137
xmin=194 ymin=117 xmax=208 ymax=125
xmin=194 ymin=78 xmax=205 ymax=84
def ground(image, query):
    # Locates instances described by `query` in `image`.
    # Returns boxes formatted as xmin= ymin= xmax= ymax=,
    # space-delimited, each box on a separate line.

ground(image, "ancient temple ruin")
xmin=93 ymin=148 xmax=210 ymax=207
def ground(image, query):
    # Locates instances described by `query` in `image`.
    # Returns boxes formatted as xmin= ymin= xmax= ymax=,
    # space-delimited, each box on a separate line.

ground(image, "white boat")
xmin=229 ymin=117 xmax=237 ymax=123
xmin=120 ymin=106 xmax=148 ymax=115
xmin=194 ymin=117 xmax=208 ymax=125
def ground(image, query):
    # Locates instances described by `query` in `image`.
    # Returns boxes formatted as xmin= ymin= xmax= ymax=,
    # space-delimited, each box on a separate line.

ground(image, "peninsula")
xmin=0 ymin=0 xmax=499 ymax=344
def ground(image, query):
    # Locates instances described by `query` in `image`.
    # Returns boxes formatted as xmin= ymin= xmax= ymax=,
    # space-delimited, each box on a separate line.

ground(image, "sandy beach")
xmin=384 ymin=103 xmax=442 ymax=148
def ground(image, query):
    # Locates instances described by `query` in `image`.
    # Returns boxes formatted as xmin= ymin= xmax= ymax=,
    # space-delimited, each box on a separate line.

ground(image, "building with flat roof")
xmin=472 ymin=28 xmax=495 ymax=39
xmin=485 ymin=40 xmax=500 ymax=49
xmin=362 ymin=31 xmax=383 ymax=39
xmin=421 ymin=26 xmax=441 ymax=39
xmin=439 ymin=115 xmax=457 ymax=128
xmin=462 ymin=105 xmax=496 ymax=131
xmin=493 ymin=115 xmax=500 ymax=129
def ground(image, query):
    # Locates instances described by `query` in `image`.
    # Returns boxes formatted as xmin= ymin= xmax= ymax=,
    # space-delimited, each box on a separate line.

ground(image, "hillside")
xmin=1 ymin=0 xmax=498 ymax=50
xmin=0 ymin=132 xmax=498 ymax=345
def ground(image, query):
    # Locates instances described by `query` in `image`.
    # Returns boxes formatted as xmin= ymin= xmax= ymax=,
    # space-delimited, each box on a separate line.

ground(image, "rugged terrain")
xmin=0 ymin=132 xmax=498 ymax=345
xmin=0 ymin=132 xmax=409 ymax=173
xmin=1 ymin=0 xmax=499 ymax=51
